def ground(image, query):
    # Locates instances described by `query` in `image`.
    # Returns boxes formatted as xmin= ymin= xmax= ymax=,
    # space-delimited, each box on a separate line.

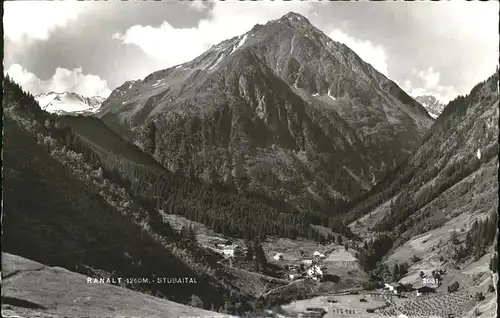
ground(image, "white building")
xmin=384 ymin=283 xmax=398 ymax=294
xmin=221 ymin=244 xmax=245 ymax=258
xmin=273 ymin=253 xmax=284 ymax=261
xmin=307 ymin=265 xmax=324 ymax=280
xmin=222 ymin=248 xmax=234 ymax=257
xmin=313 ymin=251 xmax=321 ymax=257
xmin=303 ymin=259 xmax=313 ymax=265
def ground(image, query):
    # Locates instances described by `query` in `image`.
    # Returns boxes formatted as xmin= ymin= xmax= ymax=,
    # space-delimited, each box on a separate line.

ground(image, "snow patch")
xmin=210 ymin=53 xmax=226 ymax=70
xmin=327 ymin=89 xmax=336 ymax=101
xmin=312 ymin=93 xmax=319 ymax=97
xmin=476 ymin=148 xmax=481 ymax=160
xmin=152 ymin=80 xmax=165 ymax=88
xmin=37 ymin=92 xmax=58 ymax=106
xmin=344 ymin=135 xmax=354 ymax=147
xmin=230 ymin=33 xmax=248 ymax=54
xmin=256 ymin=95 xmax=265 ymax=119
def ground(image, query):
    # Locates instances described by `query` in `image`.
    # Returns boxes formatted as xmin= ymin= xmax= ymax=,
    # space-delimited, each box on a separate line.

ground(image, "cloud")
xmin=417 ymin=67 xmax=440 ymax=89
xmin=188 ymin=0 xmax=208 ymax=12
xmin=328 ymin=29 xmax=389 ymax=76
xmin=5 ymin=64 xmax=111 ymax=98
xmin=5 ymin=63 xmax=44 ymax=90
xmin=401 ymin=67 xmax=458 ymax=103
xmin=3 ymin=0 xmax=88 ymax=44
xmin=401 ymin=1 xmax=498 ymax=100
xmin=113 ymin=1 xmax=315 ymax=67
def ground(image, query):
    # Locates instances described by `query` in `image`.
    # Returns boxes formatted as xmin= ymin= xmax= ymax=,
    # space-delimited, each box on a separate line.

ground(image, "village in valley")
xmin=162 ymin=212 xmax=497 ymax=318
xmin=208 ymin=239 xmax=330 ymax=281
xmin=201 ymin=230 xmax=495 ymax=318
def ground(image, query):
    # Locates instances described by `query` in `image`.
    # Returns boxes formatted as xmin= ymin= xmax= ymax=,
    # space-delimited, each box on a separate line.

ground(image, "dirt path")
xmin=261 ymin=278 xmax=305 ymax=297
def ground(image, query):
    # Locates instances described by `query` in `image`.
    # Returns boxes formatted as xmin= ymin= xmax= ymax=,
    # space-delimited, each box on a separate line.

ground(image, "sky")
xmin=3 ymin=0 xmax=499 ymax=103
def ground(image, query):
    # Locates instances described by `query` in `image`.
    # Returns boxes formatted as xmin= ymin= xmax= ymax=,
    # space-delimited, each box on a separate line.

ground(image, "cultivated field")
xmin=263 ymin=238 xmax=367 ymax=289
xmin=262 ymin=237 xmax=333 ymax=263
xmin=282 ymin=294 xmax=387 ymax=318
xmin=377 ymin=290 xmax=477 ymax=317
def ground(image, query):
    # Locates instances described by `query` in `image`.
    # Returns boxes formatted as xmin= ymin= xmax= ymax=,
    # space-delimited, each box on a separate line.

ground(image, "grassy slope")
xmin=2 ymin=253 xmax=228 ymax=318
xmin=59 ymin=115 xmax=164 ymax=170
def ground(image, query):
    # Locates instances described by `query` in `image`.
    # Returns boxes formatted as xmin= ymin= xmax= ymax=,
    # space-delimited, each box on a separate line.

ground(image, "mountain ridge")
xmin=36 ymin=91 xmax=105 ymax=115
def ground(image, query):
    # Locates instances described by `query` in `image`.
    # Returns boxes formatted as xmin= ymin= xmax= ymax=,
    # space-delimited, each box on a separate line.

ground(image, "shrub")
xmin=475 ymin=292 xmax=485 ymax=301
xmin=362 ymin=280 xmax=380 ymax=290
xmin=188 ymin=294 xmax=204 ymax=308
xmin=448 ymin=281 xmax=459 ymax=293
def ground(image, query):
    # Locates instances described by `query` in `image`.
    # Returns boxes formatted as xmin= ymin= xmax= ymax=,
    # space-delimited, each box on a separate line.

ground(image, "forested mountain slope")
xmin=2 ymin=76 xmax=257 ymax=315
xmin=347 ymin=71 xmax=498 ymax=274
xmin=59 ymin=114 xmax=354 ymax=241
xmin=97 ymin=12 xmax=433 ymax=214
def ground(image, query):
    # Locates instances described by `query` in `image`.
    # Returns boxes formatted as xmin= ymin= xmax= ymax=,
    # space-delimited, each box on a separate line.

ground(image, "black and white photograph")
xmin=2 ymin=1 xmax=499 ymax=317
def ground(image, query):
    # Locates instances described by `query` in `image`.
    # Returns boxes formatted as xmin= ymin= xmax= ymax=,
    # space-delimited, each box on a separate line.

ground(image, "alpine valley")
xmin=3 ymin=11 xmax=498 ymax=318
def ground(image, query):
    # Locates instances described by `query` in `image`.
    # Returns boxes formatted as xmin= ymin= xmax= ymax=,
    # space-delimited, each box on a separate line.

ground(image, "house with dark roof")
xmin=416 ymin=286 xmax=436 ymax=294
xmin=395 ymin=283 xmax=415 ymax=293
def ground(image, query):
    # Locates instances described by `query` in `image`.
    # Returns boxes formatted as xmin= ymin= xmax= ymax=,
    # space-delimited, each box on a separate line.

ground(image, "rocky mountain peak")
xmin=278 ymin=11 xmax=313 ymax=26
xmin=97 ymin=13 xmax=434 ymax=213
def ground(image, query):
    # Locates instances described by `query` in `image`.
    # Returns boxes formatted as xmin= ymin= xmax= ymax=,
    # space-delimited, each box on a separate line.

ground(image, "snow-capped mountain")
xmin=35 ymin=92 xmax=105 ymax=115
xmin=415 ymin=95 xmax=445 ymax=119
